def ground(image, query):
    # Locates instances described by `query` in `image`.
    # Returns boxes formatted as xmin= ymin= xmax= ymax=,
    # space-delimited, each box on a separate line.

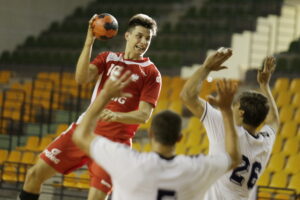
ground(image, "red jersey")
xmin=76 ymin=51 xmax=161 ymax=140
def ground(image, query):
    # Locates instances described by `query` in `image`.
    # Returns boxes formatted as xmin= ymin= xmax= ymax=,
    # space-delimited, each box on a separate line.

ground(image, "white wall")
xmin=0 ymin=0 xmax=93 ymax=53
xmin=181 ymin=0 xmax=300 ymax=80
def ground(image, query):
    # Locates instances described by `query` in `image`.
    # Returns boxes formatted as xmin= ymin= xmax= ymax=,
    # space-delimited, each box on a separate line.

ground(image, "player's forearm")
xmin=73 ymin=91 xmax=110 ymax=153
xmin=75 ymin=42 xmax=94 ymax=84
xmin=260 ymin=84 xmax=279 ymax=127
xmin=221 ymin=109 xmax=241 ymax=169
xmin=180 ymin=65 xmax=210 ymax=103
xmin=114 ymin=110 xmax=151 ymax=124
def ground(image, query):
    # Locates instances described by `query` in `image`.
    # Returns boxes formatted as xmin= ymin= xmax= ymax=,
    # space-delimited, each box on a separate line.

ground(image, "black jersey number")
xmin=230 ymin=155 xmax=262 ymax=189
xmin=157 ymin=189 xmax=176 ymax=200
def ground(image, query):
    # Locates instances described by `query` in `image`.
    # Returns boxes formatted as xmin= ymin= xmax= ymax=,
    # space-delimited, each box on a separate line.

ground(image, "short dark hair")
xmin=150 ymin=110 xmax=182 ymax=146
xmin=127 ymin=14 xmax=157 ymax=36
xmin=238 ymin=91 xmax=269 ymax=127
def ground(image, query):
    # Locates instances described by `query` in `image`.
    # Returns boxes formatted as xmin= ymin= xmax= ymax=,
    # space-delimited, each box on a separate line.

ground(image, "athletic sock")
xmin=19 ymin=190 xmax=39 ymax=200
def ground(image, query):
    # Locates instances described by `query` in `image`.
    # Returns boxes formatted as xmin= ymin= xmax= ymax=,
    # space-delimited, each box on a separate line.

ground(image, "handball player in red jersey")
xmin=19 ymin=13 xmax=161 ymax=200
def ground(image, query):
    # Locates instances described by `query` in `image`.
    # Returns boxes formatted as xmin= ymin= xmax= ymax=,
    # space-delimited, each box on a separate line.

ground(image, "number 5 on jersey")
xmin=157 ymin=189 xmax=176 ymax=200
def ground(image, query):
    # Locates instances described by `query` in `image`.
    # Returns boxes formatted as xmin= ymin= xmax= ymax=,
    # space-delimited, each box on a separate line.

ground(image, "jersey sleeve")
xmin=90 ymin=136 xmax=137 ymax=178
xmin=193 ymin=153 xmax=231 ymax=186
xmin=90 ymin=51 xmax=110 ymax=75
xmin=201 ymin=102 xmax=226 ymax=154
xmin=140 ymin=67 xmax=161 ymax=107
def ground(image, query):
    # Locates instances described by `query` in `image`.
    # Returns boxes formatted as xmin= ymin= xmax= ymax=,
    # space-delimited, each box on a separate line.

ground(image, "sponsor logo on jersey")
xmin=44 ymin=148 xmax=61 ymax=164
xmin=111 ymin=97 xmax=127 ymax=104
xmin=131 ymin=74 xmax=139 ymax=81
xmin=156 ymin=76 xmax=161 ymax=83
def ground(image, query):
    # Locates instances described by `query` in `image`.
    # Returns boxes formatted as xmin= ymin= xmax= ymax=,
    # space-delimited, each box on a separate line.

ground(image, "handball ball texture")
xmin=92 ymin=13 xmax=118 ymax=40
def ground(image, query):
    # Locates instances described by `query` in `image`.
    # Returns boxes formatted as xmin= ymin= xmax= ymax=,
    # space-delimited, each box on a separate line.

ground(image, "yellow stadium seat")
xmin=0 ymin=149 xmax=8 ymax=164
xmin=162 ymin=76 xmax=171 ymax=86
xmin=294 ymin=108 xmax=300 ymax=124
xmin=257 ymin=170 xmax=271 ymax=186
xmin=269 ymin=171 xmax=288 ymax=188
xmin=186 ymin=132 xmax=201 ymax=148
xmin=0 ymin=70 xmax=12 ymax=84
xmin=273 ymin=193 xmax=294 ymax=200
xmin=7 ymin=150 xmax=22 ymax=163
xmin=289 ymin=78 xmax=300 ymax=94
xmin=38 ymin=137 xmax=53 ymax=151
xmin=276 ymin=91 xmax=292 ymax=108
xmin=291 ymin=93 xmax=300 ymax=108
xmin=175 ymin=143 xmax=186 ymax=155
xmin=63 ymin=173 xmax=78 ymax=188
xmin=170 ymin=88 xmax=181 ymax=101
xmin=257 ymin=190 xmax=272 ymax=200
xmin=155 ymin=99 xmax=169 ymax=113
xmin=279 ymin=121 xmax=297 ymax=139
xmin=10 ymin=82 xmax=22 ymax=90
xmin=170 ymin=76 xmax=185 ymax=90
xmin=30 ymin=137 xmax=53 ymax=152
xmin=186 ymin=117 xmax=203 ymax=133
xmin=142 ymin=143 xmax=151 ymax=152
xmin=282 ymin=137 xmax=299 ymax=156
xmin=272 ymin=78 xmax=289 ymax=97
xmin=132 ymin=142 xmax=142 ymax=152
xmin=17 ymin=136 xmax=39 ymax=151
xmin=36 ymin=72 xmax=49 ymax=79
xmin=2 ymin=165 xmax=18 ymax=182
xmin=267 ymin=153 xmax=285 ymax=172
xmin=52 ymin=124 xmax=69 ymax=137
xmin=272 ymin=135 xmax=283 ymax=154
xmin=288 ymin=173 xmax=300 ymax=192
xmin=2 ymin=151 xmax=22 ymax=182
xmin=279 ymin=105 xmax=294 ymax=122
xmin=284 ymin=155 xmax=300 ymax=174
xmin=76 ymin=171 xmax=90 ymax=189
xmin=187 ymin=145 xmax=202 ymax=155
xmin=20 ymin=152 xmax=36 ymax=165
xmin=169 ymin=100 xmax=183 ymax=114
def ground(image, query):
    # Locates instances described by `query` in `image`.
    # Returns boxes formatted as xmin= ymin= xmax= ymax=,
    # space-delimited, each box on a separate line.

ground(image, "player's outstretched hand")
xmin=257 ymin=56 xmax=276 ymax=87
xmin=203 ymin=47 xmax=233 ymax=72
xmin=102 ymin=68 xmax=133 ymax=99
xmin=208 ymin=79 xmax=238 ymax=110
xmin=99 ymin=109 xmax=117 ymax=122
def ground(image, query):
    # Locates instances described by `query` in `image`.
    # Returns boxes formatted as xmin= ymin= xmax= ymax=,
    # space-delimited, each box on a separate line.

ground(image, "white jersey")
xmin=202 ymin=103 xmax=276 ymax=200
xmin=90 ymin=136 xmax=232 ymax=200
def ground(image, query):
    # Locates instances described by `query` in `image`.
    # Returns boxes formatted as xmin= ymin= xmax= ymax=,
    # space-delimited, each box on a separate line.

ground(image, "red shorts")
xmin=40 ymin=123 xmax=131 ymax=194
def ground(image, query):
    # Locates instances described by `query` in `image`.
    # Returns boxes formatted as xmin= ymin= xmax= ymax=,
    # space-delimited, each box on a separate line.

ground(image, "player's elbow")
xmin=140 ymin=111 xmax=151 ymax=124
xmin=75 ymin=75 xmax=87 ymax=85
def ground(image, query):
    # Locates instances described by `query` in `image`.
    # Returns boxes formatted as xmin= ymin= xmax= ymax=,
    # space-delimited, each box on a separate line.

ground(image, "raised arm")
xmin=180 ymin=48 xmax=232 ymax=118
xmin=257 ymin=56 xmax=280 ymax=132
xmin=100 ymin=101 xmax=153 ymax=124
xmin=75 ymin=15 xmax=99 ymax=84
xmin=208 ymin=79 xmax=241 ymax=169
xmin=72 ymin=69 xmax=132 ymax=155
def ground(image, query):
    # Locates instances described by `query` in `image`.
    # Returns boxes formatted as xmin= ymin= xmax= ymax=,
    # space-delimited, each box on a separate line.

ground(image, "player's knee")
xmin=26 ymin=163 xmax=51 ymax=184
xmin=25 ymin=166 xmax=42 ymax=184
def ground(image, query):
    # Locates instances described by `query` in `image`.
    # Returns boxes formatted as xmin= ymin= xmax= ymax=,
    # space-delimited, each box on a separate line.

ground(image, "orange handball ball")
xmin=92 ymin=13 xmax=118 ymax=40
